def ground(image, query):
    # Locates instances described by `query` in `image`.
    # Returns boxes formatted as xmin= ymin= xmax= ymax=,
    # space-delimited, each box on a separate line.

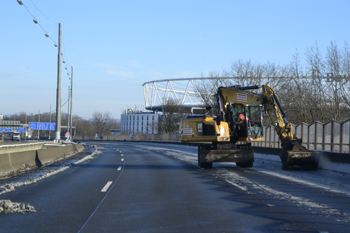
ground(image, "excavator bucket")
xmin=279 ymin=138 xmax=320 ymax=170
xmin=279 ymin=150 xmax=320 ymax=170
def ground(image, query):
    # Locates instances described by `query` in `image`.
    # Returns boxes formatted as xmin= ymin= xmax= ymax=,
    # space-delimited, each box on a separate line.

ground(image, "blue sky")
xmin=1 ymin=0 xmax=349 ymax=119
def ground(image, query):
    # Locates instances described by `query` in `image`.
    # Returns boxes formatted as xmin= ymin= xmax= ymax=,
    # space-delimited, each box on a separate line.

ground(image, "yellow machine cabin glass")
xmin=228 ymin=104 xmax=263 ymax=139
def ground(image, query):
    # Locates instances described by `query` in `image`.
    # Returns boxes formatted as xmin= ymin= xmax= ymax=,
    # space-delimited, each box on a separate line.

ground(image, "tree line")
xmin=197 ymin=41 xmax=350 ymax=126
xmin=3 ymin=111 xmax=120 ymax=137
xmin=4 ymin=41 xmax=349 ymax=136
xmin=156 ymin=41 xmax=350 ymax=134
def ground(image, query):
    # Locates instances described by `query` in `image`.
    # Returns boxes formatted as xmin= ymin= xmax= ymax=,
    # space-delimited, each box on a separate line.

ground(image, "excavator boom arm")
xmin=217 ymin=85 xmax=320 ymax=169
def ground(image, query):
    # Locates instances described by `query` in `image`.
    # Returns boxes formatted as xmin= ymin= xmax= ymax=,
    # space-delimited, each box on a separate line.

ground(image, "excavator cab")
xmin=228 ymin=104 xmax=263 ymax=141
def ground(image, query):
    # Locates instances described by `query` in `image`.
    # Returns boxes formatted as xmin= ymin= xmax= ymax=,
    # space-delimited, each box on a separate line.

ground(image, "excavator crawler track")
xmin=198 ymin=143 xmax=254 ymax=168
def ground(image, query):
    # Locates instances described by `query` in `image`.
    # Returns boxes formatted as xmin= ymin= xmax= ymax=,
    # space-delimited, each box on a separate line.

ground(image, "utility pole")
xmin=67 ymin=86 xmax=70 ymax=141
xmin=49 ymin=104 xmax=51 ymax=140
xmin=25 ymin=114 xmax=27 ymax=140
xmin=55 ymin=23 xmax=62 ymax=143
xmin=70 ymin=66 xmax=73 ymax=141
xmin=38 ymin=110 xmax=40 ymax=140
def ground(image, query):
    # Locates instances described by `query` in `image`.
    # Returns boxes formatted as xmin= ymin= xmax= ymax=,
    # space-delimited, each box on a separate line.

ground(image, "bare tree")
xmin=92 ymin=111 xmax=113 ymax=136
xmin=341 ymin=42 xmax=350 ymax=107
xmin=157 ymin=99 xmax=185 ymax=134
xmin=74 ymin=117 xmax=95 ymax=137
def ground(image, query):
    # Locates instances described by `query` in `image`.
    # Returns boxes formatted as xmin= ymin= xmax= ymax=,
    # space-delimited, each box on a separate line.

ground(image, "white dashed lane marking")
xmin=101 ymin=181 xmax=113 ymax=192
xmin=117 ymin=166 xmax=122 ymax=171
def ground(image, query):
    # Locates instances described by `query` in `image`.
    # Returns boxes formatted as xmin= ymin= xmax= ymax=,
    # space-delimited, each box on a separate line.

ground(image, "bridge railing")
xmin=74 ymin=118 xmax=350 ymax=154
xmin=251 ymin=119 xmax=350 ymax=153
xmin=74 ymin=133 xmax=181 ymax=142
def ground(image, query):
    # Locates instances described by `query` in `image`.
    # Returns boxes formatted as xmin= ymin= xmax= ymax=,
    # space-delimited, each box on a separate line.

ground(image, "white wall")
xmin=121 ymin=113 xmax=159 ymax=134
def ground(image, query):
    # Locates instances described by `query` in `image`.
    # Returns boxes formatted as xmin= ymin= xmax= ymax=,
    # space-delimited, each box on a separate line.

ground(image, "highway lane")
xmin=0 ymin=141 xmax=349 ymax=232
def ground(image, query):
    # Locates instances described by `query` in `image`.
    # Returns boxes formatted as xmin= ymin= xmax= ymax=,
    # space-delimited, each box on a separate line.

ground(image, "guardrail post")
xmin=331 ymin=120 xmax=334 ymax=152
xmin=269 ymin=126 xmax=272 ymax=148
xmin=307 ymin=124 xmax=310 ymax=150
xmin=274 ymin=131 xmax=277 ymax=148
xmin=322 ymin=123 xmax=325 ymax=151
xmin=301 ymin=123 xmax=304 ymax=146
xmin=314 ymin=122 xmax=318 ymax=150
xmin=340 ymin=121 xmax=343 ymax=153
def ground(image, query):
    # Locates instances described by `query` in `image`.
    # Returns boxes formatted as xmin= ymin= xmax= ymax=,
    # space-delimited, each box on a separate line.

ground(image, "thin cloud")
xmin=129 ymin=60 xmax=143 ymax=68
xmin=88 ymin=62 xmax=121 ymax=69
xmin=106 ymin=70 xmax=134 ymax=77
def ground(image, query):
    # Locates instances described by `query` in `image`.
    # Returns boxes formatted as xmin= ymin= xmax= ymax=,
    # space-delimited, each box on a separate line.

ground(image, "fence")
xmin=73 ymin=119 xmax=350 ymax=154
xmin=251 ymin=119 xmax=350 ymax=153
xmin=74 ymin=133 xmax=180 ymax=142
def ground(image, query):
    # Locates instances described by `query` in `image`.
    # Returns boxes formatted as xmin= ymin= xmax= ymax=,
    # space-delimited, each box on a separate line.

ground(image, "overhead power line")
xmin=17 ymin=0 xmax=72 ymax=82
xmin=17 ymin=0 xmax=57 ymax=45
xmin=29 ymin=0 xmax=58 ymax=24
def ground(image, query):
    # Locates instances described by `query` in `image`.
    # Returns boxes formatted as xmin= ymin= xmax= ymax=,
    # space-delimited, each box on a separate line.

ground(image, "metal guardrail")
xmin=74 ymin=118 xmax=350 ymax=154
xmin=252 ymin=119 xmax=350 ymax=153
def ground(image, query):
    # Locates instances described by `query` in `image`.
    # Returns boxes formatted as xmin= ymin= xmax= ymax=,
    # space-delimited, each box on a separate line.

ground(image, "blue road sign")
xmin=50 ymin=123 xmax=56 ymax=130
xmin=30 ymin=122 xmax=55 ymax=130
xmin=39 ymin=123 xmax=49 ymax=130
xmin=17 ymin=127 xmax=26 ymax=133
xmin=0 ymin=128 xmax=3 ymax=132
xmin=130 ymin=132 xmax=133 ymax=139
xmin=29 ymin=122 xmax=38 ymax=130
xmin=5 ymin=129 xmax=12 ymax=132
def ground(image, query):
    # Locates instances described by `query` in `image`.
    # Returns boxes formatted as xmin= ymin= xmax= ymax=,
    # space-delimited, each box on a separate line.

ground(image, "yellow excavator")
xmin=180 ymin=85 xmax=320 ymax=170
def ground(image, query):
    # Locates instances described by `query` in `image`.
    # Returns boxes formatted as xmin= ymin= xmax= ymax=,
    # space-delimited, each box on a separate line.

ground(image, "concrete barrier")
xmin=37 ymin=144 xmax=83 ymax=165
xmin=0 ymin=143 xmax=45 ymax=154
xmin=0 ymin=143 xmax=84 ymax=177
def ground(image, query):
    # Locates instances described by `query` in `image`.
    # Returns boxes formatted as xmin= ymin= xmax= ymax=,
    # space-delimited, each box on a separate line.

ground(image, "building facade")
xmin=121 ymin=109 xmax=159 ymax=134
xmin=0 ymin=120 xmax=22 ymax=133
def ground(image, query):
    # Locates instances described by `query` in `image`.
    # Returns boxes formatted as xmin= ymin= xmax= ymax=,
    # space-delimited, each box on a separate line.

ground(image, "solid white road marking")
xmin=117 ymin=166 xmax=122 ymax=171
xmin=101 ymin=181 xmax=113 ymax=192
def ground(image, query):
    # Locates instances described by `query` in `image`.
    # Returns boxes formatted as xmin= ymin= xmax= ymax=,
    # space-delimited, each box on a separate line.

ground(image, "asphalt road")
xmin=0 ymin=141 xmax=349 ymax=232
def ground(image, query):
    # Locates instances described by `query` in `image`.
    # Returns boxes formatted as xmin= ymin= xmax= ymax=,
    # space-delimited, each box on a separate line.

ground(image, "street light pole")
xmin=55 ymin=23 xmax=62 ymax=143
xmin=67 ymin=86 xmax=70 ymax=141
xmin=70 ymin=66 xmax=73 ymax=141
xmin=49 ymin=104 xmax=51 ymax=140
xmin=38 ymin=110 xmax=40 ymax=140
